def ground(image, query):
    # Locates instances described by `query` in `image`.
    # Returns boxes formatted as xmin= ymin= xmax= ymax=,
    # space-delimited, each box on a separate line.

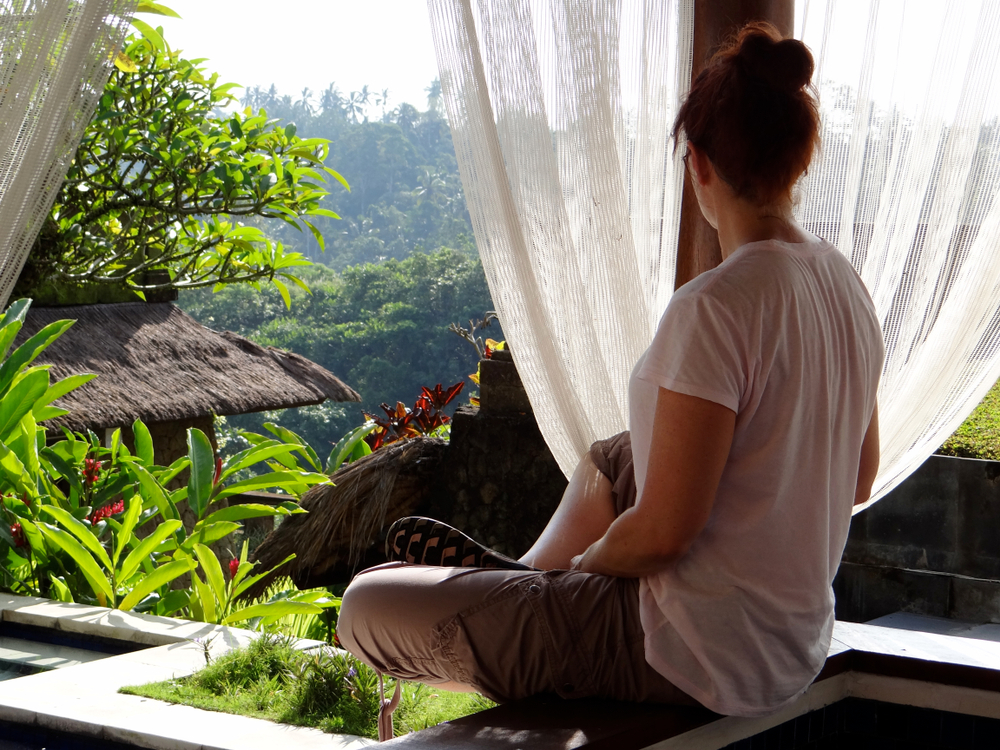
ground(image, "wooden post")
xmin=674 ymin=0 xmax=795 ymax=289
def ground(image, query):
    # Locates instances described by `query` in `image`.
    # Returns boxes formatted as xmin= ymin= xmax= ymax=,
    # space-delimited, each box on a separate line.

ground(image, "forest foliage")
xmin=237 ymin=81 xmax=472 ymax=270
xmin=179 ymin=250 xmax=498 ymax=454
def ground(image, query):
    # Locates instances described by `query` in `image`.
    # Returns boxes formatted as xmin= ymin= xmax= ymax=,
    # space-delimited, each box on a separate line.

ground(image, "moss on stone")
xmin=939 ymin=379 xmax=1000 ymax=460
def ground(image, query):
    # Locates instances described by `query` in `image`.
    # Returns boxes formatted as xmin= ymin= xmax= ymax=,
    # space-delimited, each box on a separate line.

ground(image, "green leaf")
xmin=232 ymin=553 xmax=295 ymax=600
xmin=124 ymin=461 xmax=178 ymax=522
xmin=198 ymin=504 xmax=293 ymax=526
xmin=213 ymin=471 xmax=329 ymax=501
xmin=37 ymin=523 xmax=113 ymax=605
xmin=194 ymin=543 xmax=227 ymax=609
xmin=135 ymin=1 xmax=182 ymax=18
xmin=118 ymin=519 xmax=183 ymax=582
xmin=133 ymin=419 xmax=154 ymax=465
xmin=40 ymin=447 xmax=84 ymax=501
xmin=273 ymin=277 xmax=291 ymax=309
xmin=323 ymin=166 xmax=351 ymax=192
xmin=157 ymin=588 xmax=190 ymax=616
xmin=284 ymin=123 xmax=297 ymax=139
xmin=130 ymin=18 xmax=165 ymax=52
xmin=0 ymin=320 xmax=73 ymax=396
xmin=264 ymin=423 xmax=320 ymax=470
xmin=327 ymin=423 xmax=378 ymax=474
xmin=0 ymin=368 xmax=48 ymax=441
xmin=48 ymin=574 xmax=74 ymax=603
xmin=222 ymin=600 xmax=322 ymax=626
xmin=182 ymin=521 xmax=239 ymax=551
xmin=118 ymin=559 xmax=197 ymax=611
xmin=0 ymin=299 xmax=31 ymax=361
xmin=0 ymin=442 xmax=32 ymax=497
xmin=191 ymin=571 xmax=217 ymax=622
xmin=36 ymin=373 xmax=96 ymax=408
xmin=186 ymin=428 xmax=215 ymax=520
xmin=219 ymin=441 xmax=299 ymax=480
xmin=39 ymin=505 xmax=113 ymax=571
xmin=114 ymin=494 xmax=142 ymax=567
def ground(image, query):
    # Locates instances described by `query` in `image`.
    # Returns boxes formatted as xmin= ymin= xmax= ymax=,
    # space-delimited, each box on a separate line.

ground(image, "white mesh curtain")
xmin=428 ymin=0 xmax=693 ymax=475
xmin=0 ymin=0 xmax=136 ymax=307
xmin=797 ymin=0 xmax=1000 ymax=505
xmin=429 ymin=0 xmax=1000 ymax=506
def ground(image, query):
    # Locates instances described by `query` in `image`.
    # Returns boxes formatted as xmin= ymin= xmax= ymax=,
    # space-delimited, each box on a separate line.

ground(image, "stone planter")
xmin=835 ymin=454 xmax=1000 ymax=623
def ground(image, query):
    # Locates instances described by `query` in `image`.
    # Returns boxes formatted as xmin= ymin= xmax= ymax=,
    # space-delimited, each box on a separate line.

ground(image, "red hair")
xmin=673 ymin=22 xmax=820 ymax=204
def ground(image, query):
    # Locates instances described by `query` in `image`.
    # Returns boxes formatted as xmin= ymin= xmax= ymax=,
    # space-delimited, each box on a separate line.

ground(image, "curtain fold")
xmin=428 ymin=0 xmax=693 ymax=476
xmin=797 ymin=0 xmax=1000 ymax=504
xmin=431 ymin=0 xmax=1000 ymax=507
xmin=0 ymin=0 xmax=137 ymax=308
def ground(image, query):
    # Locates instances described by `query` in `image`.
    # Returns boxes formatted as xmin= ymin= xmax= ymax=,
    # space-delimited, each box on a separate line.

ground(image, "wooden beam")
xmin=674 ymin=0 xmax=795 ymax=290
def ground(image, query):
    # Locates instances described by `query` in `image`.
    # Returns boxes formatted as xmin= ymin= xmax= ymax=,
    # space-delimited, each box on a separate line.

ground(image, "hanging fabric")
xmin=797 ymin=0 xmax=1000 ymax=504
xmin=428 ymin=0 xmax=694 ymax=477
xmin=430 ymin=0 xmax=1000 ymax=506
xmin=0 ymin=0 xmax=137 ymax=308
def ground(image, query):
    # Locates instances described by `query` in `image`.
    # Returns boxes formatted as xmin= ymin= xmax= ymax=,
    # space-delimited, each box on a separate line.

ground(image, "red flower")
xmin=89 ymin=498 xmax=124 ymax=524
xmin=229 ymin=558 xmax=240 ymax=579
xmin=83 ymin=458 xmax=102 ymax=486
xmin=10 ymin=523 xmax=25 ymax=549
xmin=213 ymin=457 xmax=223 ymax=486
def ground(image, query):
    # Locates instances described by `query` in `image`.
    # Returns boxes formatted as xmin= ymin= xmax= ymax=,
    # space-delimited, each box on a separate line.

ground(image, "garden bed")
xmin=121 ymin=633 xmax=493 ymax=740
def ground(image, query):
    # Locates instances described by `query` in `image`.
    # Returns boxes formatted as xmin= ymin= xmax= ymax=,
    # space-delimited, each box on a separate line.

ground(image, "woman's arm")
xmin=574 ymin=387 xmax=736 ymax=577
xmin=854 ymin=403 xmax=879 ymax=506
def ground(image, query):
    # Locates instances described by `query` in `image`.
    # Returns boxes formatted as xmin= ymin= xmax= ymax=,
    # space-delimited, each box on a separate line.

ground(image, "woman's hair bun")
xmin=733 ymin=23 xmax=814 ymax=92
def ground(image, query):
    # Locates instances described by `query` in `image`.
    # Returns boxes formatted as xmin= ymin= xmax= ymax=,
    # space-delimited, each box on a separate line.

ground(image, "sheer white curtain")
xmin=0 ymin=0 xmax=136 ymax=308
xmin=797 ymin=0 xmax=1000 ymax=504
xmin=430 ymin=0 xmax=1000 ymax=505
xmin=428 ymin=0 xmax=693 ymax=475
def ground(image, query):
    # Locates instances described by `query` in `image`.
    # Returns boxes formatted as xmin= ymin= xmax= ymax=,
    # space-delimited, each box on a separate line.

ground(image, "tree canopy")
xmin=15 ymin=23 xmax=345 ymax=305
xmin=238 ymin=82 xmax=473 ymax=270
xmin=179 ymin=248 xmax=499 ymax=453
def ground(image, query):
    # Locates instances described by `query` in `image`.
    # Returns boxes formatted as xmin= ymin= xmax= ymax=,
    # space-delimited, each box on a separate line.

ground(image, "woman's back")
xmin=630 ymin=235 xmax=883 ymax=716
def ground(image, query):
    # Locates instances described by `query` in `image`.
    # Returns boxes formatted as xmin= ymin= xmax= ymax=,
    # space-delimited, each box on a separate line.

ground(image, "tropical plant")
xmin=15 ymin=21 xmax=347 ymax=306
xmin=363 ymin=382 xmax=464 ymax=451
xmin=0 ymin=299 xmax=330 ymax=625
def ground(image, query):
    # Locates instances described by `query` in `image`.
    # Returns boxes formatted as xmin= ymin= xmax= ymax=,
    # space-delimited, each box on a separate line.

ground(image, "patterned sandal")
xmin=385 ymin=516 xmax=537 ymax=571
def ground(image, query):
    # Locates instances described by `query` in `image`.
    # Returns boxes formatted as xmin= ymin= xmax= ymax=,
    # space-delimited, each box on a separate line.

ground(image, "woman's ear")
xmin=686 ymin=142 xmax=713 ymax=188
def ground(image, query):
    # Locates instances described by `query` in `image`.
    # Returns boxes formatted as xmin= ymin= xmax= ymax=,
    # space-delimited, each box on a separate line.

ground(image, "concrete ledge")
xmin=382 ymin=620 xmax=1000 ymax=749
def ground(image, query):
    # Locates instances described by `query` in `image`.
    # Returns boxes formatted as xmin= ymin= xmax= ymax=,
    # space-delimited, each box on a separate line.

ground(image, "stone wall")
xmin=834 ymin=454 xmax=1000 ymax=623
xmin=421 ymin=350 xmax=568 ymax=558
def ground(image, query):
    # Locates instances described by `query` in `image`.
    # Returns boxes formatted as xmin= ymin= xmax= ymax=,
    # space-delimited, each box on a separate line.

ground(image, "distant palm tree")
xmin=298 ymin=87 xmax=315 ymax=116
xmin=426 ymin=78 xmax=443 ymax=117
xmin=320 ymin=83 xmax=344 ymax=115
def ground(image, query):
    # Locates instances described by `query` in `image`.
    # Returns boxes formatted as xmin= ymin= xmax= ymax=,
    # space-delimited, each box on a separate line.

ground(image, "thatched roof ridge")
xmin=17 ymin=302 xmax=360 ymax=431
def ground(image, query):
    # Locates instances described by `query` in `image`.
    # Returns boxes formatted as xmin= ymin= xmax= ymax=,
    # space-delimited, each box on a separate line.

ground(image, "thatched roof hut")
xmin=18 ymin=301 xmax=360 ymax=432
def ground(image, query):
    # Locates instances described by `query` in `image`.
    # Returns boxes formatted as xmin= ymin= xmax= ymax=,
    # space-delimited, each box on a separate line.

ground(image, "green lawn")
xmin=938 ymin=379 xmax=1000 ymax=460
xmin=121 ymin=634 xmax=493 ymax=740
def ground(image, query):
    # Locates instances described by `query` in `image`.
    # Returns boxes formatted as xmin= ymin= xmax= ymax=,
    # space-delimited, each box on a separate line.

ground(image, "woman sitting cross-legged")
xmin=337 ymin=21 xmax=884 ymax=721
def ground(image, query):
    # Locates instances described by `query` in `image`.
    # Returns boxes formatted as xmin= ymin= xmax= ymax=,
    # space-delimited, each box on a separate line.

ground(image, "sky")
xmin=153 ymin=1 xmax=441 ymax=113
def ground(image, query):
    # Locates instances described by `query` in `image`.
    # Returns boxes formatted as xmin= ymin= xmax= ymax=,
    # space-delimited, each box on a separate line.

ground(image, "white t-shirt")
xmin=630 ymin=237 xmax=883 ymax=717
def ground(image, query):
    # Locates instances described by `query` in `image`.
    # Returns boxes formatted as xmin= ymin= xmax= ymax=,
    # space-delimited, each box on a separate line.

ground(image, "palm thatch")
xmin=244 ymin=436 xmax=447 ymax=598
xmin=17 ymin=302 xmax=360 ymax=431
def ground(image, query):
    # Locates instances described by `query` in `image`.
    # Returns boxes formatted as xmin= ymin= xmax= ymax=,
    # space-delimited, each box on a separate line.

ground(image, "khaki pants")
xmin=337 ymin=562 xmax=694 ymax=705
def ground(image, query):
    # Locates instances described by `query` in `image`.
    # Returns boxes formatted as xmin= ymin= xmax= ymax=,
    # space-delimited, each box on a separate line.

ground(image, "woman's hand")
xmin=574 ymin=387 xmax=735 ymax=578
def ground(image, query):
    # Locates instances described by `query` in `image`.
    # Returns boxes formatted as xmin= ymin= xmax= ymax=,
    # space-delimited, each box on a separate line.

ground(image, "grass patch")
xmin=939 ymin=379 xmax=1000 ymax=460
xmin=121 ymin=634 xmax=493 ymax=739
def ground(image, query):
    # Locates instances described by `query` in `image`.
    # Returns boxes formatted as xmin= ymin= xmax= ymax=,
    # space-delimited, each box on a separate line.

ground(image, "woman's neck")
xmin=715 ymin=195 xmax=811 ymax=260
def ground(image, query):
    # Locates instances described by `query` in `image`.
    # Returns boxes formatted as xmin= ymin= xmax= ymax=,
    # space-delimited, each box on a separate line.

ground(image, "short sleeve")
xmin=636 ymin=290 xmax=746 ymax=413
